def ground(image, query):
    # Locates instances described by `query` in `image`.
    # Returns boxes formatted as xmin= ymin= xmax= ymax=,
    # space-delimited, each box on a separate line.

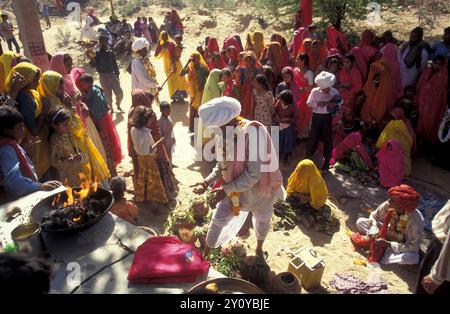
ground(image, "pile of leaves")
xmin=165 ymin=208 xmax=195 ymax=235
xmin=206 ymin=240 xmax=247 ymax=277
xmin=273 ymin=198 xmax=297 ymax=230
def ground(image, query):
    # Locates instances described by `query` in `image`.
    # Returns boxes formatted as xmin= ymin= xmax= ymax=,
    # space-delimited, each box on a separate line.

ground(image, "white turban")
xmin=315 ymin=71 xmax=336 ymax=89
xmin=132 ymin=38 xmax=150 ymax=52
xmin=198 ymin=97 xmax=241 ymax=128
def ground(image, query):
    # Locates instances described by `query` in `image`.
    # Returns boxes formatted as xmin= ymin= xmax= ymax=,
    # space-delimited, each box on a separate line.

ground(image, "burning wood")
xmin=41 ymin=175 xmax=109 ymax=231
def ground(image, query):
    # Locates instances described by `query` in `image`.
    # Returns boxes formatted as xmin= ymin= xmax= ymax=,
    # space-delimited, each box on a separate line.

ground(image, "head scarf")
xmin=381 ymin=43 xmax=402 ymax=99
xmin=331 ymin=132 xmax=373 ymax=168
xmin=206 ymin=37 xmax=220 ymax=57
xmin=4 ymin=62 xmax=41 ymax=94
xmin=37 ymin=71 xmax=64 ymax=109
xmin=71 ymin=67 xmax=86 ymax=92
xmin=251 ymin=32 xmax=265 ymax=59
xmin=227 ymin=45 xmax=240 ymax=63
xmin=376 ymin=139 xmax=405 ymax=188
xmin=360 ymin=29 xmax=376 ymax=47
xmin=315 ymin=71 xmax=336 ymax=89
xmin=326 ymin=25 xmax=350 ymax=53
xmin=299 ymin=38 xmax=313 ymax=55
xmin=0 ymin=51 xmax=18 ymax=92
xmin=286 ymin=159 xmax=328 ymax=209
xmin=201 ymin=69 xmax=223 ymax=105
xmin=132 ymin=38 xmax=150 ymax=52
xmin=387 ymin=184 xmax=420 ymax=212
xmin=48 ymin=52 xmax=78 ymax=96
xmin=198 ymin=96 xmax=241 ymax=128
xmin=240 ymin=50 xmax=262 ymax=68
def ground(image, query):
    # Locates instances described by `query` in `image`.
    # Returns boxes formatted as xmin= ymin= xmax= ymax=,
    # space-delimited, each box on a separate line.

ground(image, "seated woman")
xmin=376 ymin=140 xmax=405 ymax=188
xmin=0 ymin=106 xmax=61 ymax=202
xmin=331 ymin=132 xmax=373 ymax=180
xmin=376 ymin=108 xmax=414 ymax=176
xmin=286 ymin=159 xmax=339 ymax=234
xmin=352 ymin=185 xmax=424 ymax=265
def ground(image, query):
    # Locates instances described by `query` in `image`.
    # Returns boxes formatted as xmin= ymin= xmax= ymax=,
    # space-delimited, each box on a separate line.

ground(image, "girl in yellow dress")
xmin=38 ymin=71 xmax=110 ymax=184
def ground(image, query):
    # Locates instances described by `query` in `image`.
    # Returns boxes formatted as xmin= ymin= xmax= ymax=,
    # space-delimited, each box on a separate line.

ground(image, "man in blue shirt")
xmin=431 ymin=27 xmax=450 ymax=60
xmin=0 ymin=105 xmax=60 ymax=203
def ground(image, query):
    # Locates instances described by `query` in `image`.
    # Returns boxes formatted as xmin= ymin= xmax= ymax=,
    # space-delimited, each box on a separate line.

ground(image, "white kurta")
xmin=398 ymin=44 xmax=429 ymax=87
xmin=80 ymin=16 xmax=96 ymax=42
xmin=131 ymin=58 xmax=158 ymax=94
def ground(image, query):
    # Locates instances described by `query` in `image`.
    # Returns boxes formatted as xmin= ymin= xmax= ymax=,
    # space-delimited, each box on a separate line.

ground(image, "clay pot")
xmin=272 ymin=272 xmax=301 ymax=294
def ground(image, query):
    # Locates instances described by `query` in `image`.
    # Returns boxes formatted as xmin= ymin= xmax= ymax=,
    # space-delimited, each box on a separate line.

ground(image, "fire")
xmin=59 ymin=174 xmax=98 ymax=208
xmin=72 ymin=216 xmax=81 ymax=222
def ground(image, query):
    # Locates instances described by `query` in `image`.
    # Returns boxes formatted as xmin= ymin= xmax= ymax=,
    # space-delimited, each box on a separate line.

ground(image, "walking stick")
xmin=153 ymin=69 xmax=176 ymax=101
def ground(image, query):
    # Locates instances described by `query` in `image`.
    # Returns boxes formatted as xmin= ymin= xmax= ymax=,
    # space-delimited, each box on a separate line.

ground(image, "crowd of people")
xmin=0 ymin=7 xmax=449 ymax=294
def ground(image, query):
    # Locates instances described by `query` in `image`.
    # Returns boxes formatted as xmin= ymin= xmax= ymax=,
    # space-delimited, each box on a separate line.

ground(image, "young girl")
xmin=130 ymin=106 xmax=169 ymax=207
xmin=48 ymin=108 xmax=84 ymax=186
xmin=252 ymin=74 xmax=275 ymax=127
xmin=220 ymin=68 xmax=240 ymax=101
xmin=109 ymin=176 xmax=139 ymax=225
xmin=276 ymin=90 xmax=298 ymax=163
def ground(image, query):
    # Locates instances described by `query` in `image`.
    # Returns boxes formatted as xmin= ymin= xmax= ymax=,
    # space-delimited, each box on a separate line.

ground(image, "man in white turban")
xmin=193 ymin=97 xmax=283 ymax=257
xmin=130 ymin=37 xmax=160 ymax=96
xmin=306 ymin=71 xmax=343 ymax=173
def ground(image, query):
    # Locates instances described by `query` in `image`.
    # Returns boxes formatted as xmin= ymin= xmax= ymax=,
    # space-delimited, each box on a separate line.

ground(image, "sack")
xmin=128 ymin=236 xmax=210 ymax=284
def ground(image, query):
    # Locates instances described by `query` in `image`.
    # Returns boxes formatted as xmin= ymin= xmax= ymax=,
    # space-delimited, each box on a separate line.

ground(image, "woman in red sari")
xmin=381 ymin=42 xmax=402 ymax=102
xmin=204 ymin=37 xmax=220 ymax=64
xmin=338 ymin=54 xmax=363 ymax=110
xmin=226 ymin=45 xmax=240 ymax=70
xmin=416 ymin=55 xmax=448 ymax=144
xmin=326 ymin=26 xmax=350 ymax=55
xmin=208 ymin=52 xmax=227 ymax=71
xmin=271 ymin=34 xmax=291 ymax=69
xmin=359 ymin=29 xmax=378 ymax=64
xmin=361 ymin=59 xmax=393 ymax=124
xmin=294 ymin=54 xmax=314 ymax=137
xmin=350 ymin=47 xmax=369 ymax=81
xmin=238 ymin=51 xmax=263 ymax=119
xmin=308 ymin=40 xmax=327 ymax=74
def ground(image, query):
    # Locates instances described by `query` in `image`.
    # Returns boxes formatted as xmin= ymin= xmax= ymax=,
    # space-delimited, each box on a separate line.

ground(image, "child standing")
xmin=77 ymin=74 xmax=122 ymax=177
xmin=130 ymin=106 xmax=168 ymax=206
xmin=109 ymin=176 xmax=139 ymax=225
xmin=158 ymin=102 xmax=175 ymax=164
xmin=220 ymin=68 xmax=240 ymax=101
xmin=276 ymin=90 xmax=298 ymax=163
xmin=48 ymin=108 xmax=83 ymax=186
xmin=252 ymin=74 xmax=275 ymax=127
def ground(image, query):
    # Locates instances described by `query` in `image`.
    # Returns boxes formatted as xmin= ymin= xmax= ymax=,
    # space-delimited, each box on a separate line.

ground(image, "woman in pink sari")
xmin=381 ymin=42 xmax=402 ymax=103
xmin=416 ymin=55 xmax=448 ymax=144
xmin=338 ymin=54 xmax=363 ymax=110
xmin=331 ymin=132 xmax=373 ymax=168
xmin=376 ymin=139 xmax=404 ymax=188
xmin=49 ymin=53 xmax=108 ymax=161
xmin=350 ymin=47 xmax=368 ymax=81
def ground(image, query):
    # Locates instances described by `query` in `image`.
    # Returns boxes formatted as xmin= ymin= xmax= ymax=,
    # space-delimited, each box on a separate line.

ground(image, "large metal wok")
xmin=30 ymin=187 xmax=113 ymax=235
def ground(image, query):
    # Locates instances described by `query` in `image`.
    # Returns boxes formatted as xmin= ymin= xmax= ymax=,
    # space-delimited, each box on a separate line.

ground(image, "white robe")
xmin=80 ymin=16 xmax=96 ymax=42
xmin=131 ymin=58 xmax=158 ymax=94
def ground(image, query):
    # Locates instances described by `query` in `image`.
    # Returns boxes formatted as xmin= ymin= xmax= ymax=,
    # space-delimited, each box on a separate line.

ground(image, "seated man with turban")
xmin=192 ymin=97 xmax=283 ymax=256
xmin=352 ymin=184 xmax=424 ymax=265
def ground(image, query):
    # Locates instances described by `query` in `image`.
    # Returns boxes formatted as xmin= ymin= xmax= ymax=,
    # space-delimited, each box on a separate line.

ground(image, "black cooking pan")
xmin=30 ymin=187 xmax=113 ymax=234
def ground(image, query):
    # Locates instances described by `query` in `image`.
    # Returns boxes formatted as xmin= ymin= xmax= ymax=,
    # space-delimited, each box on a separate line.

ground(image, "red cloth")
xmin=71 ymin=67 xmax=85 ymax=93
xmin=223 ymin=36 xmax=242 ymax=54
xmin=290 ymin=27 xmax=311 ymax=59
xmin=359 ymin=30 xmax=378 ymax=64
xmin=49 ymin=52 xmax=77 ymax=97
xmin=128 ymin=236 xmax=210 ymax=284
xmin=326 ymin=26 xmax=350 ymax=54
xmin=390 ymin=107 xmax=416 ymax=152
xmin=416 ymin=63 xmax=449 ymax=144
xmin=387 ymin=184 xmax=420 ymax=213
xmin=300 ymin=0 xmax=313 ymax=26
xmin=0 ymin=138 xmax=36 ymax=181
xmin=381 ymin=43 xmax=402 ymax=102
xmin=99 ymin=113 xmax=123 ymax=165
xmin=338 ymin=66 xmax=363 ymax=110
xmin=331 ymin=132 xmax=373 ymax=168
xmin=350 ymin=47 xmax=368 ymax=81
xmin=376 ymin=139 xmax=404 ymax=188
xmin=205 ymin=37 xmax=220 ymax=61
xmin=292 ymin=68 xmax=312 ymax=131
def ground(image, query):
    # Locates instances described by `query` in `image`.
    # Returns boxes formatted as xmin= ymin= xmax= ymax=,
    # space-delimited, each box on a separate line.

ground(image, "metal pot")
xmin=11 ymin=222 xmax=48 ymax=258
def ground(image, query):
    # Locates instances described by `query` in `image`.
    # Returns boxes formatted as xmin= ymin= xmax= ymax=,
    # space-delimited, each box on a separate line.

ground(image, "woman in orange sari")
xmin=261 ymin=42 xmax=284 ymax=79
xmin=294 ymin=53 xmax=314 ymax=137
xmin=271 ymin=34 xmax=291 ymax=70
xmin=338 ymin=54 xmax=363 ymax=110
xmin=360 ymin=59 xmax=393 ymax=124
xmin=308 ymin=40 xmax=327 ymax=74
xmin=416 ymin=55 xmax=448 ymax=144
xmin=239 ymin=51 xmax=263 ymax=119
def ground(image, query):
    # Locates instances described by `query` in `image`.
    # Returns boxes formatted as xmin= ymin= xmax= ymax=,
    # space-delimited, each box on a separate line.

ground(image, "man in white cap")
xmin=130 ymin=37 xmax=160 ymax=97
xmin=306 ymin=71 xmax=343 ymax=173
xmin=192 ymin=97 xmax=283 ymax=256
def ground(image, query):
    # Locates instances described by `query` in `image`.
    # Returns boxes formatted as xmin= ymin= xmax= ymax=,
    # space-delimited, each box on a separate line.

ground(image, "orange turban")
xmin=388 ymin=184 xmax=420 ymax=212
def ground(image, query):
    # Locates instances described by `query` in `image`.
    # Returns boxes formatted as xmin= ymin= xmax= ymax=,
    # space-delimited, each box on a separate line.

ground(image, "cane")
xmin=154 ymin=69 xmax=176 ymax=99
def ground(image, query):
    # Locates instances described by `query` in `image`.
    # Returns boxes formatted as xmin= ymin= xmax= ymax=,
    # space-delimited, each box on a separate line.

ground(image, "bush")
xmin=119 ymin=0 xmax=144 ymax=17
xmin=56 ymin=28 xmax=74 ymax=48
xmin=162 ymin=0 xmax=185 ymax=8
xmin=189 ymin=0 xmax=236 ymax=11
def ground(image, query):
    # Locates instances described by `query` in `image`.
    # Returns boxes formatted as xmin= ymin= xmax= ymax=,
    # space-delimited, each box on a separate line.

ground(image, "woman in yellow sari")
xmin=0 ymin=51 xmax=18 ymax=92
xmin=181 ymin=51 xmax=210 ymax=132
xmin=154 ymin=31 xmax=188 ymax=100
xmin=37 ymin=71 xmax=110 ymax=183
xmin=286 ymin=159 xmax=329 ymax=209
xmin=245 ymin=32 xmax=265 ymax=60
xmin=4 ymin=62 xmax=51 ymax=179
xmin=376 ymin=119 xmax=413 ymax=176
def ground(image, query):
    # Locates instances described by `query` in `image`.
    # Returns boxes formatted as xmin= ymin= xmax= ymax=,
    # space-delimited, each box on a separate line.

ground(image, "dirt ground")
xmin=5 ymin=1 xmax=450 ymax=293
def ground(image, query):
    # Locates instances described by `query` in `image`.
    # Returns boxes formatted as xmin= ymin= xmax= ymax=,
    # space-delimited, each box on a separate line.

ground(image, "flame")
xmin=93 ymin=177 xmax=98 ymax=193
xmin=72 ymin=216 xmax=81 ymax=222
xmin=58 ymin=174 xmax=98 ymax=208
xmin=64 ymin=185 xmax=74 ymax=207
